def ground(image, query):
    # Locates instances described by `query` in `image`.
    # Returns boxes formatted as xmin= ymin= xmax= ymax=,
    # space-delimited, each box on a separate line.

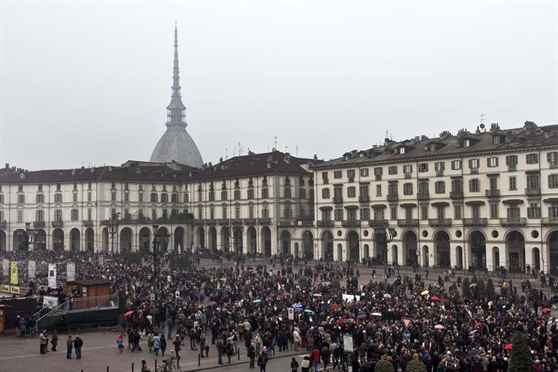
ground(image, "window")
xmin=111 ymin=192 xmax=116 ymax=201
xmin=87 ymin=208 xmax=92 ymax=220
xmin=56 ymin=183 xmax=61 ymax=191
xmin=208 ymin=190 xmax=215 ymax=202
xmin=507 ymin=203 xmax=521 ymax=218
xmin=374 ymin=167 xmax=383 ymax=180
xmin=321 ymin=209 xmax=332 ymax=221
xmin=436 ymin=206 xmax=445 ymax=219
xmin=390 ymin=206 xmax=398 ymax=220
xmin=420 ymin=205 xmax=428 ymax=220
xmin=435 ymin=162 xmax=445 ymax=176
xmin=451 ymin=160 xmax=462 ymax=170
xmin=18 ymin=194 xmax=25 ymax=204
xmin=418 ymin=163 xmax=428 ymax=173
xmin=418 ymin=181 xmax=429 ymax=195
xmin=359 ymin=185 xmax=369 ymax=198
xmin=222 ymin=205 xmax=227 ymax=219
xmin=221 ymin=189 xmax=228 ymax=201
xmin=549 ymin=174 xmax=558 ymax=188
xmin=322 ymin=188 xmax=330 ymax=199
xmin=388 ymin=183 xmax=398 ymax=196
xmin=489 ymin=203 xmax=499 ymax=219
xmin=454 ymin=205 xmax=462 ymax=220
xmin=527 ymin=174 xmax=540 ymax=191
xmin=334 ymin=187 xmax=343 ymax=200
xmin=321 ymin=172 xmax=329 ymax=184
xmin=493 ymin=136 xmax=501 ymax=144
xmin=38 ymin=184 xmax=43 ymax=192
xmin=548 ymin=152 xmax=558 ymax=167
xmin=333 ymin=171 xmax=342 ymax=179
xmin=88 ymin=191 xmax=92 ymax=202
xmin=451 ymin=179 xmax=463 ymax=193
xmin=487 ymin=157 xmax=498 ymax=167
xmin=54 ymin=193 xmax=62 ymax=203
xmin=249 ymin=205 xmax=254 ymax=219
xmin=506 ymin=155 xmax=518 ymax=171
xmin=150 ymin=193 xmax=158 ymax=202
xmin=549 ymin=203 xmax=558 ymax=219
xmin=73 ymin=193 xmax=78 ymax=202
xmin=111 ymin=182 xmax=116 ymax=189
xmin=526 ymin=153 xmax=539 ymax=164
xmin=162 ymin=209 xmax=169 ymax=219
xmin=153 ymin=209 xmax=158 ymax=220
xmin=463 ymin=139 xmax=470 ymax=147
xmin=35 ymin=209 xmax=44 ymax=222
xmin=373 ymin=208 xmax=385 ymax=220
xmin=18 ymin=185 xmax=23 ymax=192
xmin=360 ymin=208 xmax=370 ymax=221
xmin=171 ymin=193 xmax=178 ymax=203
xmin=36 ymin=194 xmax=44 ymax=203
xmin=247 ymin=188 xmax=254 ymax=200
xmin=17 ymin=210 xmax=23 ymax=222
xmin=0 ymin=194 xmax=4 ymax=204
xmin=261 ymin=187 xmax=269 ymax=199
xmin=334 ymin=208 xmax=343 ymax=221
xmin=360 ymin=168 xmax=369 ymax=177
xmin=528 ymin=203 xmax=541 ymax=219
xmin=235 ymin=204 xmax=241 ymax=219
xmin=347 ymin=169 xmax=356 ymax=179
xmin=299 ymin=189 xmax=306 ymax=199
xmin=509 ymin=176 xmax=517 ymax=190
xmin=138 ymin=193 xmax=143 ymax=202
xmin=388 ymin=166 xmax=398 ymax=175
xmin=469 ymin=159 xmax=480 ymax=173
xmin=376 ymin=184 xmax=382 ymax=197
xmin=71 ymin=209 xmax=79 ymax=221
xmin=471 ymin=205 xmax=481 ymax=219
xmin=399 ymin=147 xmax=406 ymax=154
xmin=54 ymin=209 xmax=63 ymax=221
xmin=161 ymin=193 xmax=169 ymax=203
xmin=403 ymin=183 xmax=413 ymax=195
xmin=469 ymin=179 xmax=480 ymax=192
xmin=198 ymin=190 xmax=203 ymax=201
xmin=403 ymin=164 xmax=413 ymax=176
xmin=284 ymin=186 xmax=292 ymax=198
xmin=347 ymin=187 xmax=356 ymax=198
xmin=434 ymin=181 xmax=445 ymax=194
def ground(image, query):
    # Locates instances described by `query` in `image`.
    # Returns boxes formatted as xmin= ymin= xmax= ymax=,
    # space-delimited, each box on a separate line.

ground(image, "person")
xmin=117 ymin=333 xmax=124 ymax=354
xmin=311 ymin=346 xmax=320 ymax=372
xmin=163 ymin=350 xmax=176 ymax=372
xmin=247 ymin=343 xmax=256 ymax=368
xmin=291 ymin=356 xmax=300 ymax=372
xmin=74 ymin=335 xmax=83 ymax=359
xmin=173 ymin=335 xmax=181 ymax=361
xmin=66 ymin=335 xmax=74 ymax=359
xmin=19 ymin=316 xmax=27 ymax=338
xmin=15 ymin=315 xmax=21 ymax=337
xmin=301 ymin=355 xmax=311 ymax=372
xmin=160 ymin=334 xmax=167 ymax=356
xmin=51 ymin=329 xmax=58 ymax=351
xmin=254 ymin=333 xmax=262 ymax=354
xmin=140 ymin=359 xmax=151 ymax=372
xmin=39 ymin=329 xmax=48 ymax=354
xmin=225 ymin=340 xmax=234 ymax=363
xmin=199 ymin=332 xmax=206 ymax=357
xmin=217 ymin=338 xmax=224 ymax=364
xmin=147 ymin=332 xmax=154 ymax=353
xmin=153 ymin=333 xmax=161 ymax=356
xmin=257 ymin=351 xmax=268 ymax=372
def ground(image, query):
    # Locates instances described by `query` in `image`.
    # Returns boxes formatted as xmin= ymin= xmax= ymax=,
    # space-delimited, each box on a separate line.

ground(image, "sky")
xmin=0 ymin=1 xmax=557 ymax=171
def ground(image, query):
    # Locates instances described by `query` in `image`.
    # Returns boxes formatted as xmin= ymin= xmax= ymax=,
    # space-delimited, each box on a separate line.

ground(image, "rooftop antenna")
xmin=225 ymin=148 xmax=228 ymax=160
xmin=274 ymin=136 xmax=277 ymax=150
xmin=295 ymin=145 xmax=298 ymax=156
xmin=232 ymin=146 xmax=237 ymax=157
xmin=478 ymin=114 xmax=487 ymax=132
xmin=238 ymin=142 xmax=242 ymax=156
xmin=285 ymin=146 xmax=289 ymax=153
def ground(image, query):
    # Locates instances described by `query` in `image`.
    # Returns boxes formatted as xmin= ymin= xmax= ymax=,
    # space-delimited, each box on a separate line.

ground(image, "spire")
xmin=166 ymin=22 xmax=187 ymax=128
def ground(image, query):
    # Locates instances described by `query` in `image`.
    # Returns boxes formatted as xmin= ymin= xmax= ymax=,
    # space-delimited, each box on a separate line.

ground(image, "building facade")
xmin=312 ymin=121 xmax=558 ymax=274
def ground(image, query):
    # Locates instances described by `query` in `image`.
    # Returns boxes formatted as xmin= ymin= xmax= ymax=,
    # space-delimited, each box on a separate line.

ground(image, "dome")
xmin=150 ymin=126 xmax=203 ymax=168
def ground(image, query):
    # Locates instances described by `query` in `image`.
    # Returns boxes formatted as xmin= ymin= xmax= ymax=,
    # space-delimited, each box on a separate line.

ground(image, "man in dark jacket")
xmin=73 ymin=335 xmax=83 ymax=359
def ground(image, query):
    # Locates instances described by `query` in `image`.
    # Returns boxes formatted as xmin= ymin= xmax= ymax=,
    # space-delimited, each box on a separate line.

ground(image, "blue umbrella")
xmin=294 ymin=307 xmax=303 ymax=312
xmin=253 ymin=299 xmax=262 ymax=303
xmin=304 ymin=309 xmax=314 ymax=314
xmin=293 ymin=303 xmax=303 ymax=308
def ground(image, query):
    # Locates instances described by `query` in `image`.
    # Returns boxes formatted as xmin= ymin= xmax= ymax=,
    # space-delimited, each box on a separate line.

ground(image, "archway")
xmin=434 ymin=231 xmax=451 ymax=268
xmin=221 ymin=227 xmax=231 ymax=252
xmin=456 ymin=246 xmax=463 ymax=269
xmin=422 ymin=245 xmax=429 ymax=267
xmin=506 ymin=230 xmax=525 ymax=272
xmin=260 ymin=226 xmax=271 ymax=256
xmin=532 ymin=247 xmax=540 ymax=272
xmin=347 ymin=231 xmax=359 ymax=262
xmin=363 ymin=244 xmax=369 ymax=259
xmin=549 ymin=231 xmax=558 ymax=275
xmin=247 ymin=226 xmax=257 ymax=255
xmin=52 ymin=228 xmax=65 ymax=251
xmin=208 ymin=226 xmax=217 ymax=250
xmin=232 ymin=226 xmax=243 ymax=253
xmin=302 ymin=230 xmax=314 ymax=259
xmin=85 ymin=228 xmax=94 ymax=252
xmin=139 ymin=227 xmax=151 ymax=253
xmin=403 ymin=231 xmax=418 ymax=266
xmin=294 ymin=243 xmax=300 ymax=258
xmin=102 ymin=227 xmax=109 ymax=252
xmin=35 ymin=229 xmax=47 ymax=250
xmin=197 ymin=227 xmax=205 ymax=249
xmin=174 ymin=227 xmax=185 ymax=252
xmin=374 ymin=231 xmax=387 ymax=264
xmin=492 ymin=247 xmax=500 ymax=269
xmin=0 ymin=230 xmax=6 ymax=252
xmin=392 ymin=244 xmax=398 ymax=265
xmin=70 ymin=228 xmax=81 ymax=251
xmin=13 ymin=230 xmax=26 ymax=251
xmin=119 ymin=227 xmax=133 ymax=253
xmin=469 ymin=230 xmax=486 ymax=270
xmin=337 ymin=243 xmax=343 ymax=261
xmin=157 ymin=227 xmax=170 ymax=252
xmin=280 ymin=230 xmax=291 ymax=256
xmin=321 ymin=231 xmax=334 ymax=260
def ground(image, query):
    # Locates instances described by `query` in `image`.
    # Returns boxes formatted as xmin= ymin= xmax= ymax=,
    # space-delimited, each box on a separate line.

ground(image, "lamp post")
xmin=151 ymin=225 xmax=170 ymax=327
xmin=379 ymin=227 xmax=395 ymax=287
xmin=108 ymin=213 xmax=120 ymax=254
xmin=17 ymin=222 xmax=37 ymax=252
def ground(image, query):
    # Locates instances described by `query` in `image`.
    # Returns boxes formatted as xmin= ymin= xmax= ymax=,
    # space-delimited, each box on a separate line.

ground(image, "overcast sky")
xmin=1 ymin=1 xmax=557 ymax=171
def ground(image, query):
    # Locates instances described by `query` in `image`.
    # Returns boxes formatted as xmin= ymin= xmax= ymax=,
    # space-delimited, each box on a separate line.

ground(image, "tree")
xmin=509 ymin=331 xmax=534 ymax=372
xmin=406 ymin=360 xmax=427 ymax=372
xmin=486 ymin=278 xmax=497 ymax=300
xmin=375 ymin=359 xmax=395 ymax=372
xmin=477 ymin=278 xmax=487 ymax=299
xmin=462 ymin=277 xmax=471 ymax=298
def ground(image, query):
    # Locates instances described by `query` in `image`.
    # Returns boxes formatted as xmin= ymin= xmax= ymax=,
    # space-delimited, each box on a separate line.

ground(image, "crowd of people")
xmin=2 ymin=247 xmax=558 ymax=372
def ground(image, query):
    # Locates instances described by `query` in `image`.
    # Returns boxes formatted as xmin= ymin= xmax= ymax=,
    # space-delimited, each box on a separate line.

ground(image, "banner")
xmin=48 ymin=264 xmax=57 ymax=288
xmin=10 ymin=286 xmax=20 ymax=294
xmin=343 ymin=333 xmax=354 ymax=353
xmin=28 ymin=260 xmax=36 ymax=279
xmin=3 ymin=260 xmax=9 ymax=277
xmin=10 ymin=262 xmax=18 ymax=285
xmin=43 ymin=295 xmax=59 ymax=309
xmin=67 ymin=262 xmax=76 ymax=282
xmin=1 ymin=285 xmax=10 ymax=292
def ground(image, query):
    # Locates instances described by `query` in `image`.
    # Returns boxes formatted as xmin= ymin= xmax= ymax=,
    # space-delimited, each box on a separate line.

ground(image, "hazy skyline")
xmin=1 ymin=1 xmax=557 ymax=171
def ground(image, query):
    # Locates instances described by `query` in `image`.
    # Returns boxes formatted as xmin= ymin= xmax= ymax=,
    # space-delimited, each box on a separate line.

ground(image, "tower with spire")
xmin=150 ymin=23 xmax=203 ymax=168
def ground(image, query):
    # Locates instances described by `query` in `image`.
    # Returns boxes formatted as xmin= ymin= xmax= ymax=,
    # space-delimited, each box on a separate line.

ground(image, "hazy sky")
xmin=1 ymin=1 xmax=557 ymax=171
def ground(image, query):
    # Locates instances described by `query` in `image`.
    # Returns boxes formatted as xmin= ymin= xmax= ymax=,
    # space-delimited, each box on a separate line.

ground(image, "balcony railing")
xmin=463 ymin=218 xmax=488 ymax=226
xmin=397 ymin=219 xmax=419 ymax=227
xmin=387 ymin=193 xmax=399 ymax=202
xmin=485 ymin=189 xmax=500 ymax=198
xmin=296 ymin=215 xmax=314 ymax=221
xmin=0 ymin=220 xmax=6 ymax=229
xmin=100 ymin=214 xmax=194 ymax=226
xmin=278 ymin=219 xmax=296 ymax=227
xmin=417 ymin=192 xmax=430 ymax=201
xmin=52 ymin=221 xmax=64 ymax=228
xmin=525 ymin=187 xmax=541 ymax=197
xmin=82 ymin=220 xmax=94 ymax=227
xmin=500 ymin=217 xmax=527 ymax=227
xmin=428 ymin=218 xmax=452 ymax=227
xmin=358 ymin=195 xmax=370 ymax=203
xmin=34 ymin=221 xmax=46 ymax=228
xmin=259 ymin=218 xmax=272 ymax=225
xmin=322 ymin=178 xmax=329 ymax=185
xmin=404 ymin=173 xmax=412 ymax=179
xmin=299 ymin=220 xmax=314 ymax=226
xmin=342 ymin=220 xmax=361 ymax=228
xmin=436 ymin=170 xmax=444 ymax=177
xmin=206 ymin=219 xmax=218 ymax=225
xmin=450 ymin=191 xmax=463 ymax=199
xmin=542 ymin=217 xmax=558 ymax=226
xmin=368 ymin=219 xmax=389 ymax=229
xmin=470 ymin=168 xmax=479 ymax=174
xmin=333 ymin=196 xmax=344 ymax=204
xmin=318 ymin=220 xmax=334 ymax=228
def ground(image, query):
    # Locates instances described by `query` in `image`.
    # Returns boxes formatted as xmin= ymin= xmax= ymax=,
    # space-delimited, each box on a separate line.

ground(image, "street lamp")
xmin=376 ymin=227 xmax=395 ymax=287
xmin=17 ymin=222 xmax=37 ymax=252
xmin=109 ymin=213 xmax=120 ymax=254
xmin=151 ymin=225 xmax=170 ymax=327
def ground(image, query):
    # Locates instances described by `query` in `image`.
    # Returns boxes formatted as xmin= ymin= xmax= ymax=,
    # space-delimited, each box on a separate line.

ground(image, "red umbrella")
xmin=504 ymin=343 xmax=513 ymax=350
xmin=542 ymin=308 xmax=552 ymax=313
xmin=124 ymin=310 xmax=134 ymax=317
xmin=330 ymin=303 xmax=339 ymax=310
xmin=283 ymin=292 xmax=290 ymax=297
xmin=431 ymin=296 xmax=440 ymax=301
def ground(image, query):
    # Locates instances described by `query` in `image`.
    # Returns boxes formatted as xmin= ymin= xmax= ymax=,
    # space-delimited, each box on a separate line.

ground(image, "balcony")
xmin=299 ymin=220 xmax=315 ymax=226
xmin=279 ymin=219 xmax=296 ymax=227
xmin=52 ymin=221 xmax=64 ymax=228
xmin=206 ymin=219 xmax=218 ymax=225
xmin=463 ymin=218 xmax=488 ymax=226
xmin=500 ymin=217 xmax=527 ymax=227
xmin=358 ymin=195 xmax=370 ymax=203
xmin=333 ymin=196 xmax=344 ymax=204
xmin=428 ymin=218 xmax=452 ymax=227
xmin=551 ymin=163 xmax=558 ymax=169
xmin=485 ymin=189 xmax=500 ymax=198
xmin=348 ymin=177 xmax=355 ymax=183
xmin=33 ymin=221 xmax=46 ymax=228
xmin=525 ymin=187 xmax=541 ymax=197
xmin=230 ymin=219 xmax=243 ymax=226
xmin=101 ymin=214 xmax=194 ymax=226
xmin=82 ymin=220 xmax=94 ymax=227
xmin=450 ymin=191 xmax=463 ymax=200
xmin=0 ymin=220 xmax=6 ymax=229
xmin=404 ymin=173 xmax=412 ymax=179
xmin=397 ymin=219 xmax=419 ymax=227
xmin=296 ymin=214 xmax=314 ymax=221
xmin=259 ymin=218 xmax=272 ymax=225
xmin=342 ymin=220 xmax=361 ymax=228
xmin=318 ymin=220 xmax=334 ymax=228
xmin=218 ymin=219 xmax=230 ymax=226
xmin=387 ymin=193 xmax=399 ymax=202
xmin=243 ymin=219 xmax=257 ymax=225
xmin=368 ymin=219 xmax=389 ymax=229
xmin=417 ymin=192 xmax=430 ymax=201
xmin=436 ymin=170 xmax=444 ymax=177
xmin=470 ymin=168 xmax=479 ymax=174
xmin=542 ymin=217 xmax=558 ymax=226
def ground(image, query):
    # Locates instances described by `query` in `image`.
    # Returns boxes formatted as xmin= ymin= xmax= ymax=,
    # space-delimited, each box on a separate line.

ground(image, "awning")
xmin=431 ymin=202 xmax=450 ymax=207
xmin=400 ymin=203 xmax=417 ymax=208
xmin=502 ymin=199 xmax=524 ymax=205
xmin=465 ymin=201 xmax=486 ymax=206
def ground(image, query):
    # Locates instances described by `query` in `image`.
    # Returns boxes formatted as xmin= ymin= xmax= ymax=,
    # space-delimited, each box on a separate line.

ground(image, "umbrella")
xmin=358 ymin=311 xmax=366 ymax=315
xmin=542 ymin=308 xmax=552 ymax=313
xmin=294 ymin=307 xmax=303 ymax=312
xmin=371 ymin=312 xmax=382 ymax=316
xmin=313 ymin=294 xmax=322 ymax=297
xmin=467 ymin=349 xmax=481 ymax=357
xmin=434 ymin=324 xmax=444 ymax=329
xmin=304 ymin=309 xmax=314 ymax=314
xmin=207 ymin=301 xmax=218 ymax=306
xmin=283 ymin=292 xmax=290 ymax=297
xmin=421 ymin=290 xmax=429 ymax=296
xmin=294 ymin=302 xmax=303 ymax=308
xmin=124 ymin=310 xmax=134 ymax=317
xmin=253 ymin=299 xmax=262 ymax=303
xmin=330 ymin=304 xmax=339 ymax=310
xmin=357 ymin=314 xmax=367 ymax=319
xmin=469 ymin=283 xmax=477 ymax=288
xmin=384 ymin=294 xmax=392 ymax=299
xmin=504 ymin=343 xmax=513 ymax=350
xmin=431 ymin=296 xmax=440 ymax=301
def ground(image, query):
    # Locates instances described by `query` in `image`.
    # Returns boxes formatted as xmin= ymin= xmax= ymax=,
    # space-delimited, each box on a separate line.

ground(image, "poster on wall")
xmin=67 ymin=262 xmax=76 ymax=282
xmin=48 ymin=264 xmax=57 ymax=288
xmin=43 ymin=295 xmax=58 ymax=309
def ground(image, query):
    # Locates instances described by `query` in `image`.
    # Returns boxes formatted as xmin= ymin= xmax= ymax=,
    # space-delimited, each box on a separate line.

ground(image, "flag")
xmin=66 ymin=262 xmax=76 ymax=281
xmin=465 ymin=305 xmax=473 ymax=319
xmin=48 ymin=264 xmax=57 ymax=288
xmin=28 ymin=260 xmax=36 ymax=279
xmin=10 ymin=262 xmax=18 ymax=285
